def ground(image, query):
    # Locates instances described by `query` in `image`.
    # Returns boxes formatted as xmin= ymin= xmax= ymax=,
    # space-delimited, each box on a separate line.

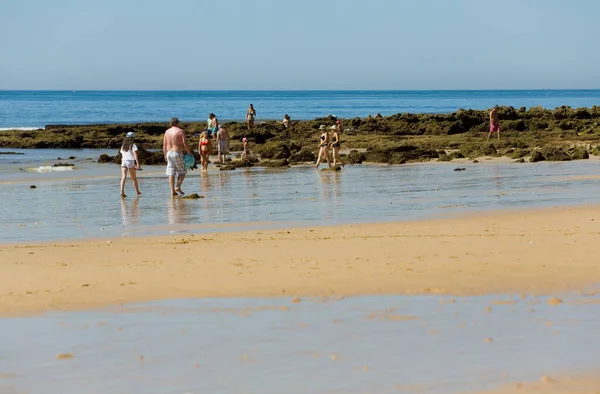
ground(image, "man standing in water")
xmin=163 ymin=118 xmax=192 ymax=196
xmin=487 ymin=105 xmax=501 ymax=141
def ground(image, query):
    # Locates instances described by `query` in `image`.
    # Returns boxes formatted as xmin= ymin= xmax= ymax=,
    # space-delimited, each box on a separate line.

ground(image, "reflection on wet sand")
xmin=5 ymin=162 xmax=600 ymax=242
xmin=120 ymin=196 xmax=140 ymax=227
xmin=167 ymin=197 xmax=193 ymax=225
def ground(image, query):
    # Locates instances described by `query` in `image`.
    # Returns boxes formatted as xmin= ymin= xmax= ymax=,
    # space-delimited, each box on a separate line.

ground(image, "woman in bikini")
xmin=246 ymin=104 xmax=256 ymax=130
xmin=198 ymin=132 xmax=211 ymax=171
xmin=329 ymin=125 xmax=344 ymax=167
xmin=314 ymin=125 xmax=331 ymax=168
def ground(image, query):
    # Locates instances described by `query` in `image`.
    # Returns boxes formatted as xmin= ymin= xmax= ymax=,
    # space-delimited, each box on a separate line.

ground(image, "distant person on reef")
xmin=163 ymin=118 xmax=193 ymax=196
xmin=246 ymin=104 xmax=256 ymax=130
xmin=336 ymin=119 xmax=343 ymax=134
xmin=119 ymin=131 xmax=142 ymax=198
xmin=314 ymin=125 xmax=331 ymax=168
xmin=278 ymin=114 xmax=290 ymax=129
xmin=487 ymin=106 xmax=501 ymax=142
xmin=241 ymin=137 xmax=249 ymax=163
xmin=206 ymin=114 xmax=212 ymax=134
xmin=207 ymin=113 xmax=218 ymax=139
xmin=216 ymin=125 xmax=230 ymax=164
xmin=198 ymin=131 xmax=211 ymax=171
xmin=329 ymin=125 xmax=344 ymax=167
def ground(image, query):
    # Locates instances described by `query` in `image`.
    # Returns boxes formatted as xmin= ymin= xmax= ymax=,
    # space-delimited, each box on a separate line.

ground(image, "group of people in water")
xmin=118 ymin=107 xmax=343 ymax=197
xmin=119 ymin=104 xmax=502 ymax=197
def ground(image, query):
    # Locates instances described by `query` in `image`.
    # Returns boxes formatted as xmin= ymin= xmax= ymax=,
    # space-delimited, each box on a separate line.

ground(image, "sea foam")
xmin=0 ymin=127 xmax=43 ymax=131
xmin=30 ymin=166 xmax=74 ymax=173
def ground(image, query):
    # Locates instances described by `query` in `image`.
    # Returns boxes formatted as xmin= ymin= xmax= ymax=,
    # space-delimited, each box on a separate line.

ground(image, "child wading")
xmin=241 ymin=137 xmax=249 ymax=163
xmin=119 ymin=131 xmax=142 ymax=197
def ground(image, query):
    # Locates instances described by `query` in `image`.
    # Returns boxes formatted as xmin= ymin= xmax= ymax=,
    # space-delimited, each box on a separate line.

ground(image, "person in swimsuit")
xmin=163 ymin=118 xmax=193 ymax=196
xmin=206 ymin=113 xmax=214 ymax=139
xmin=119 ymin=131 xmax=142 ymax=197
xmin=329 ymin=125 xmax=344 ymax=167
xmin=246 ymin=104 xmax=256 ymax=130
xmin=241 ymin=137 xmax=249 ymax=163
xmin=216 ymin=126 xmax=230 ymax=164
xmin=487 ymin=105 xmax=501 ymax=141
xmin=314 ymin=125 xmax=331 ymax=168
xmin=278 ymin=114 xmax=290 ymax=129
xmin=198 ymin=131 xmax=211 ymax=171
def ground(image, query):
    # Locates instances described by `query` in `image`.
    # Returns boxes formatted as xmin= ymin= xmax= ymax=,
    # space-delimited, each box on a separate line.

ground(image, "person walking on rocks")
xmin=163 ymin=118 xmax=193 ymax=196
xmin=314 ymin=125 xmax=331 ymax=168
xmin=329 ymin=125 xmax=344 ymax=167
xmin=246 ymin=104 xmax=256 ymax=130
xmin=216 ymin=125 xmax=230 ymax=164
xmin=487 ymin=105 xmax=501 ymax=142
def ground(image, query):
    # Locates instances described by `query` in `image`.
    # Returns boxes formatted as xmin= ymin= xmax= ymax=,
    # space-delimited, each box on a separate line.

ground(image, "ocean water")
xmin=2 ymin=90 xmax=600 ymax=128
xmin=2 ymin=293 xmax=600 ymax=394
xmin=2 ymin=148 xmax=600 ymax=243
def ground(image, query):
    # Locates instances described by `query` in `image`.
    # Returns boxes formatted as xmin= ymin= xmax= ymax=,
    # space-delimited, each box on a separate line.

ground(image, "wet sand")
xmin=2 ymin=293 xmax=600 ymax=393
xmin=1 ymin=204 xmax=600 ymax=316
xmin=476 ymin=374 xmax=600 ymax=393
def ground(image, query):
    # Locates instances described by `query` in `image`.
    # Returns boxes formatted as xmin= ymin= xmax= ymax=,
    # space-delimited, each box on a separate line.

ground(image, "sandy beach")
xmin=1 ymin=204 xmax=599 ymax=316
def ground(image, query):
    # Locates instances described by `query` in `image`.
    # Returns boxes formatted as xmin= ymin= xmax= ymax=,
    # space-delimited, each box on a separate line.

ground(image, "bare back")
xmin=217 ymin=128 xmax=230 ymax=141
xmin=490 ymin=108 xmax=499 ymax=124
xmin=163 ymin=127 xmax=187 ymax=153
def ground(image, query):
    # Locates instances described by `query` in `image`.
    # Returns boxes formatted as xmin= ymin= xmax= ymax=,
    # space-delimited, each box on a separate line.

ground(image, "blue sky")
xmin=0 ymin=0 xmax=598 ymax=90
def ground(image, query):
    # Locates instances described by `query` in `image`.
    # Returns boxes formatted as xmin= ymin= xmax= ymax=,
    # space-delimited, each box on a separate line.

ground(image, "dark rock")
xmin=182 ymin=193 xmax=204 ymax=199
xmin=68 ymin=156 xmax=76 ymax=160
xmin=364 ymin=150 xmax=390 ymax=163
xmin=321 ymin=165 xmax=342 ymax=172
xmin=52 ymin=163 xmax=75 ymax=167
xmin=509 ymin=148 xmax=530 ymax=159
xmin=568 ymin=147 xmax=589 ymax=160
xmin=453 ymin=168 xmax=466 ymax=172
xmin=254 ymin=141 xmax=296 ymax=159
xmin=472 ymin=160 xmax=479 ymax=163
xmin=219 ymin=165 xmax=236 ymax=171
xmin=98 ymin=154 xmax=114 ymax=163
xmin=540 ymin=146 xmax=571 ymax=161
xmin=345 ymin=150 xmax=366 ymax=164
xmin=0 ymin=152 xmax=24 ymax=155
xmin=29 ymin=185 xmax=36 ymax=189
xmin=529 ymin=151 xmax=545 ymax=162
xmin=262 ymin=159 xmax=290 ymax=168
xmin=514 ymin=158 xmax=525 ymax=163
xmin=449 ymin=151 xmax=464 ymax=159
xmin=289 ymin=149 xmax=316 ymax=163
xmin=438 ymin=153 xmax=452 ymax=162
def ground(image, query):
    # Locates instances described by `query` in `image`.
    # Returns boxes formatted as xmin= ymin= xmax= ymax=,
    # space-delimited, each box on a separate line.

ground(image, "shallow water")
xmin=1 ymin=293 xmax=599 ymax=394
xmin=1 ymin=152 xmax=600 ymax=243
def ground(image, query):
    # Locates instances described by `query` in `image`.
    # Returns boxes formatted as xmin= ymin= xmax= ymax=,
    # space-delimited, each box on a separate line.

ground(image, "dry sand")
xmin=1 ymin=205 xmax=600 ymax=316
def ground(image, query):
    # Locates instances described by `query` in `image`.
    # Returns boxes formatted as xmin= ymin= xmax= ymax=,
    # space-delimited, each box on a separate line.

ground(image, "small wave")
xmin=29 ymin=166 xmax=74 ymax=173
xmin=0 ymin=127 xmax=43 ymax=131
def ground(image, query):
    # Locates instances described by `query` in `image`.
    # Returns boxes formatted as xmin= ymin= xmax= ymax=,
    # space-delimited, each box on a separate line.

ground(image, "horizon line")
xmin=2 ymin=88 xmax=600 ymax=92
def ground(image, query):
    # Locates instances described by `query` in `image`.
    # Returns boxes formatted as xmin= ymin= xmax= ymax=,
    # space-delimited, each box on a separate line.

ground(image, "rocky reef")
xmin=2 ymin=105 xmax=600 ymax=164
